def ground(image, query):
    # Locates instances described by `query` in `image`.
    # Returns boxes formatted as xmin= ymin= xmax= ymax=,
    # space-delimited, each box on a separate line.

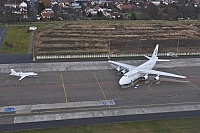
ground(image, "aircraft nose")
xmin=119 ymin=79 xmax=123 ymax=85
xmin=119 ymin=76 xmax=128 ymax=85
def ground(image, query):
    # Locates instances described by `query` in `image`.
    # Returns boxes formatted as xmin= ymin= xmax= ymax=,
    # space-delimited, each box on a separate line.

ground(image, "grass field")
xmin=0 ymin=25 xmax=31 ymax=53
xmin=6 ymin=117 xmax=200 ymax=133
xmin=0 ymin=22 xmax=63 ymax=54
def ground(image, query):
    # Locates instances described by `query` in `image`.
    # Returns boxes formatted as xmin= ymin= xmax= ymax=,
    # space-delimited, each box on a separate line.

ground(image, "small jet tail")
xmin=10 ymin=69 xmax=16 ymax=75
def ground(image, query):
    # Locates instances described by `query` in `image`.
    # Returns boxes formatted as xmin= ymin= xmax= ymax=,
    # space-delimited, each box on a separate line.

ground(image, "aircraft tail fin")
xmin=145 ymin=44 xmax=159 ymax=60
xmin=152 ymin=44 xmax=159 ymax=59
xmin=146 ymin=44 xmax=170 ymax=62
xmin=10 ymin=69 xmax=16 ymax=75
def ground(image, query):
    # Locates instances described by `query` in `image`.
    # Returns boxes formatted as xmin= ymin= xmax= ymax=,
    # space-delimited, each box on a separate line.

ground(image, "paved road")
xmin=0 ymin=54 xmax=33 ymax=64
xmin=0 ymin=110 xmax=200 ymax=132
xmin=0 ymin=52 xmax=199 ymax=64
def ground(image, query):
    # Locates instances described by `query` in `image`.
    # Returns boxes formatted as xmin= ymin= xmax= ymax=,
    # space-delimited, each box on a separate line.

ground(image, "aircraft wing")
xmin=108 ymin=60 xmax=136 ymax=70
xmin=19 ymin=75 xmax=27 ymax=81
xmin=138 ymin=69 xmax=186 ymax=79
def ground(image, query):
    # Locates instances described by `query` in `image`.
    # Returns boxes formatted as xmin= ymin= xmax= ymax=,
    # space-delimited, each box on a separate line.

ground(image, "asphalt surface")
xmin=0 ymin=54 xmax=33 ymax=64
xmin=0 ymin=52 xmax=199 ymax=64
xmin=0 ymin=110 xmax=200 ymax=132
xmin=0 ymin=65 xmax=199 ymax=107
xmin=0 ymin=58 xmax=199 ymax=131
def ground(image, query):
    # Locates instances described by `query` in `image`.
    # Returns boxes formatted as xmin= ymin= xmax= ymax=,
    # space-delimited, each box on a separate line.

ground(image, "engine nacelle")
xmin=154 ymin=75 xmax=160 ymax=81
xmin=121 ymin=69 xmax=127 ymax=75
xmin=142 ymin=74 xmax=148 ymax=80
xmin=115 ymin=66 xmax=121 ymax=73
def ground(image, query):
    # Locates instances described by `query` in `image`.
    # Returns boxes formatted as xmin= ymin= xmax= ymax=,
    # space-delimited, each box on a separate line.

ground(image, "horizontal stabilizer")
xmin=144 ymin=55 xmax=151 ymax=60
xmin=144 ymin=55 xmax=169 ymax=62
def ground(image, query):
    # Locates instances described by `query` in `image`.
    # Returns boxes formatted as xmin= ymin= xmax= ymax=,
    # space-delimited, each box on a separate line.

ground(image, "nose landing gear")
xmin=131 ymin=79 xmax=141 ymax=89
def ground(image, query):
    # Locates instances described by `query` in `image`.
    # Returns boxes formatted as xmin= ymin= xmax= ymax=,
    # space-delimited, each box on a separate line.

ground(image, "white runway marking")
xmin=14 ymin=104 xmax=200 ymax=123
xmin=0 ymin=100 xmax=115 ymax=114
xmin=0 ymin=58 xmax=199 ymax=73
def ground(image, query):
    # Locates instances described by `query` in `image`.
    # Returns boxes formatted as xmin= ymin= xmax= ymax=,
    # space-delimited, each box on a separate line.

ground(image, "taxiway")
xmin=0 ymin=58 xmax=199 ymax=128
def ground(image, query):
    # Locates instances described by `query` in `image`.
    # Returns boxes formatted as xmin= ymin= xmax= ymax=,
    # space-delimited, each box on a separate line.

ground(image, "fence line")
xmin=36 ymin=52 xmax=200 ymax=60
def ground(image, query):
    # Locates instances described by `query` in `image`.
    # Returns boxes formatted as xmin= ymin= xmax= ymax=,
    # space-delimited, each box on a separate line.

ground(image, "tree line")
xmin=0 ymin=1 xmax=200 ymax=23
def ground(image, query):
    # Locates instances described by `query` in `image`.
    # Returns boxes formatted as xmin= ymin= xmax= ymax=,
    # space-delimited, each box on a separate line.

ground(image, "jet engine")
xmin=142 ymin=74 xmax=148 ymax=80
xmin=115 ymin=66 xmax=121 ymax=73
xmin=154 ymin=75 xmax=160 ymax=81
xmin=121 ymin=69 xmax=128 ymax=75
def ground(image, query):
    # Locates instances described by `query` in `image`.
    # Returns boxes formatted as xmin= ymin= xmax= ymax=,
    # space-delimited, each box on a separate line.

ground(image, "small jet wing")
xmin=19 ymin=75 xmax=27 ymax=81
xmin=138 ymin=69 xmax=186 ymax=79
xmin=108 ymin=60 xmax=136 ymax=70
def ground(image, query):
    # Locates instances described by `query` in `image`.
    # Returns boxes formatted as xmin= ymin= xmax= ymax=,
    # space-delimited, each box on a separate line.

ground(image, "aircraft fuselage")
xmin=119 ymin=59 xmax=156 ymax=85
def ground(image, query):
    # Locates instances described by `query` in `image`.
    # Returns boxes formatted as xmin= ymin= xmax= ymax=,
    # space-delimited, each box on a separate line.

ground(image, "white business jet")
xmin=108 ymin=44 xmax=186 ymax=86
xmin=10 ymin=69 xmax=38 ymax=81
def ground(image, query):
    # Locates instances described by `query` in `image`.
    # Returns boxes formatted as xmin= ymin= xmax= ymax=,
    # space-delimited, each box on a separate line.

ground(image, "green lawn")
xmin=0 ymin=25 xmax=31 ymax=53
xmin=6 ymin=117 xmax=200 ymax=133
xmin=0 ymin=22 xmax=59 ymax=54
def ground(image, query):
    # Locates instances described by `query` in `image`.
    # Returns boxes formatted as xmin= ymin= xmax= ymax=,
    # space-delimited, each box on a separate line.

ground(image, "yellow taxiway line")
xmin=188 ymin=80 xmax=200 ymax=91
xmin=93 ymin=72 xmax=110 ymax=107
xmin=175 ymin=69 xmax=200 ymax=91
xmin=60 ymin=72 xmax=68 ymax=103
xmin=148 ymin=81 xmax=153 ymax=90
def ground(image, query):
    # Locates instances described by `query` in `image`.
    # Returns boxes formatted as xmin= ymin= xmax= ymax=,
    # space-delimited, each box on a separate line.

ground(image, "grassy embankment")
xmin=0 ymin=22 xmax=64 ymax=54
xmin=5 ymin=117 xmax=200 ymax=133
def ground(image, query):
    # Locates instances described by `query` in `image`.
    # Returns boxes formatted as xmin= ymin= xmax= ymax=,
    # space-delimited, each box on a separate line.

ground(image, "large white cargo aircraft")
xmin=10 ymin=69 xmax=38 ymax=81
xmin=108 ymin=44 xmax=186 ymax=86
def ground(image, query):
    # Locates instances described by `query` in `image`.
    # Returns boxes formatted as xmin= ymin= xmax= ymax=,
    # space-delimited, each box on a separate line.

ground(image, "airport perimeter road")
xmin=0 ymin=54 xmax=33 ymax=64
xmin=0 ymin=58 xmax=199 ymax=131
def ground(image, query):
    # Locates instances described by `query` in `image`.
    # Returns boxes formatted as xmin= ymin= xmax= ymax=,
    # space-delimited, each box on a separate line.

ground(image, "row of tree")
xmin=92 ymin=2 xmax=200 ymax=20
xmin=0 ymin=1 xmax=200 ymax=23
xmin=133 ymin=3 xmax=200 ymax=20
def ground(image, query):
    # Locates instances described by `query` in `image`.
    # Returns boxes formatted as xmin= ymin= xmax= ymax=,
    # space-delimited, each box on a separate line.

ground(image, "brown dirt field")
xmin=34 ymin=21 xmax=200 ymax=56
